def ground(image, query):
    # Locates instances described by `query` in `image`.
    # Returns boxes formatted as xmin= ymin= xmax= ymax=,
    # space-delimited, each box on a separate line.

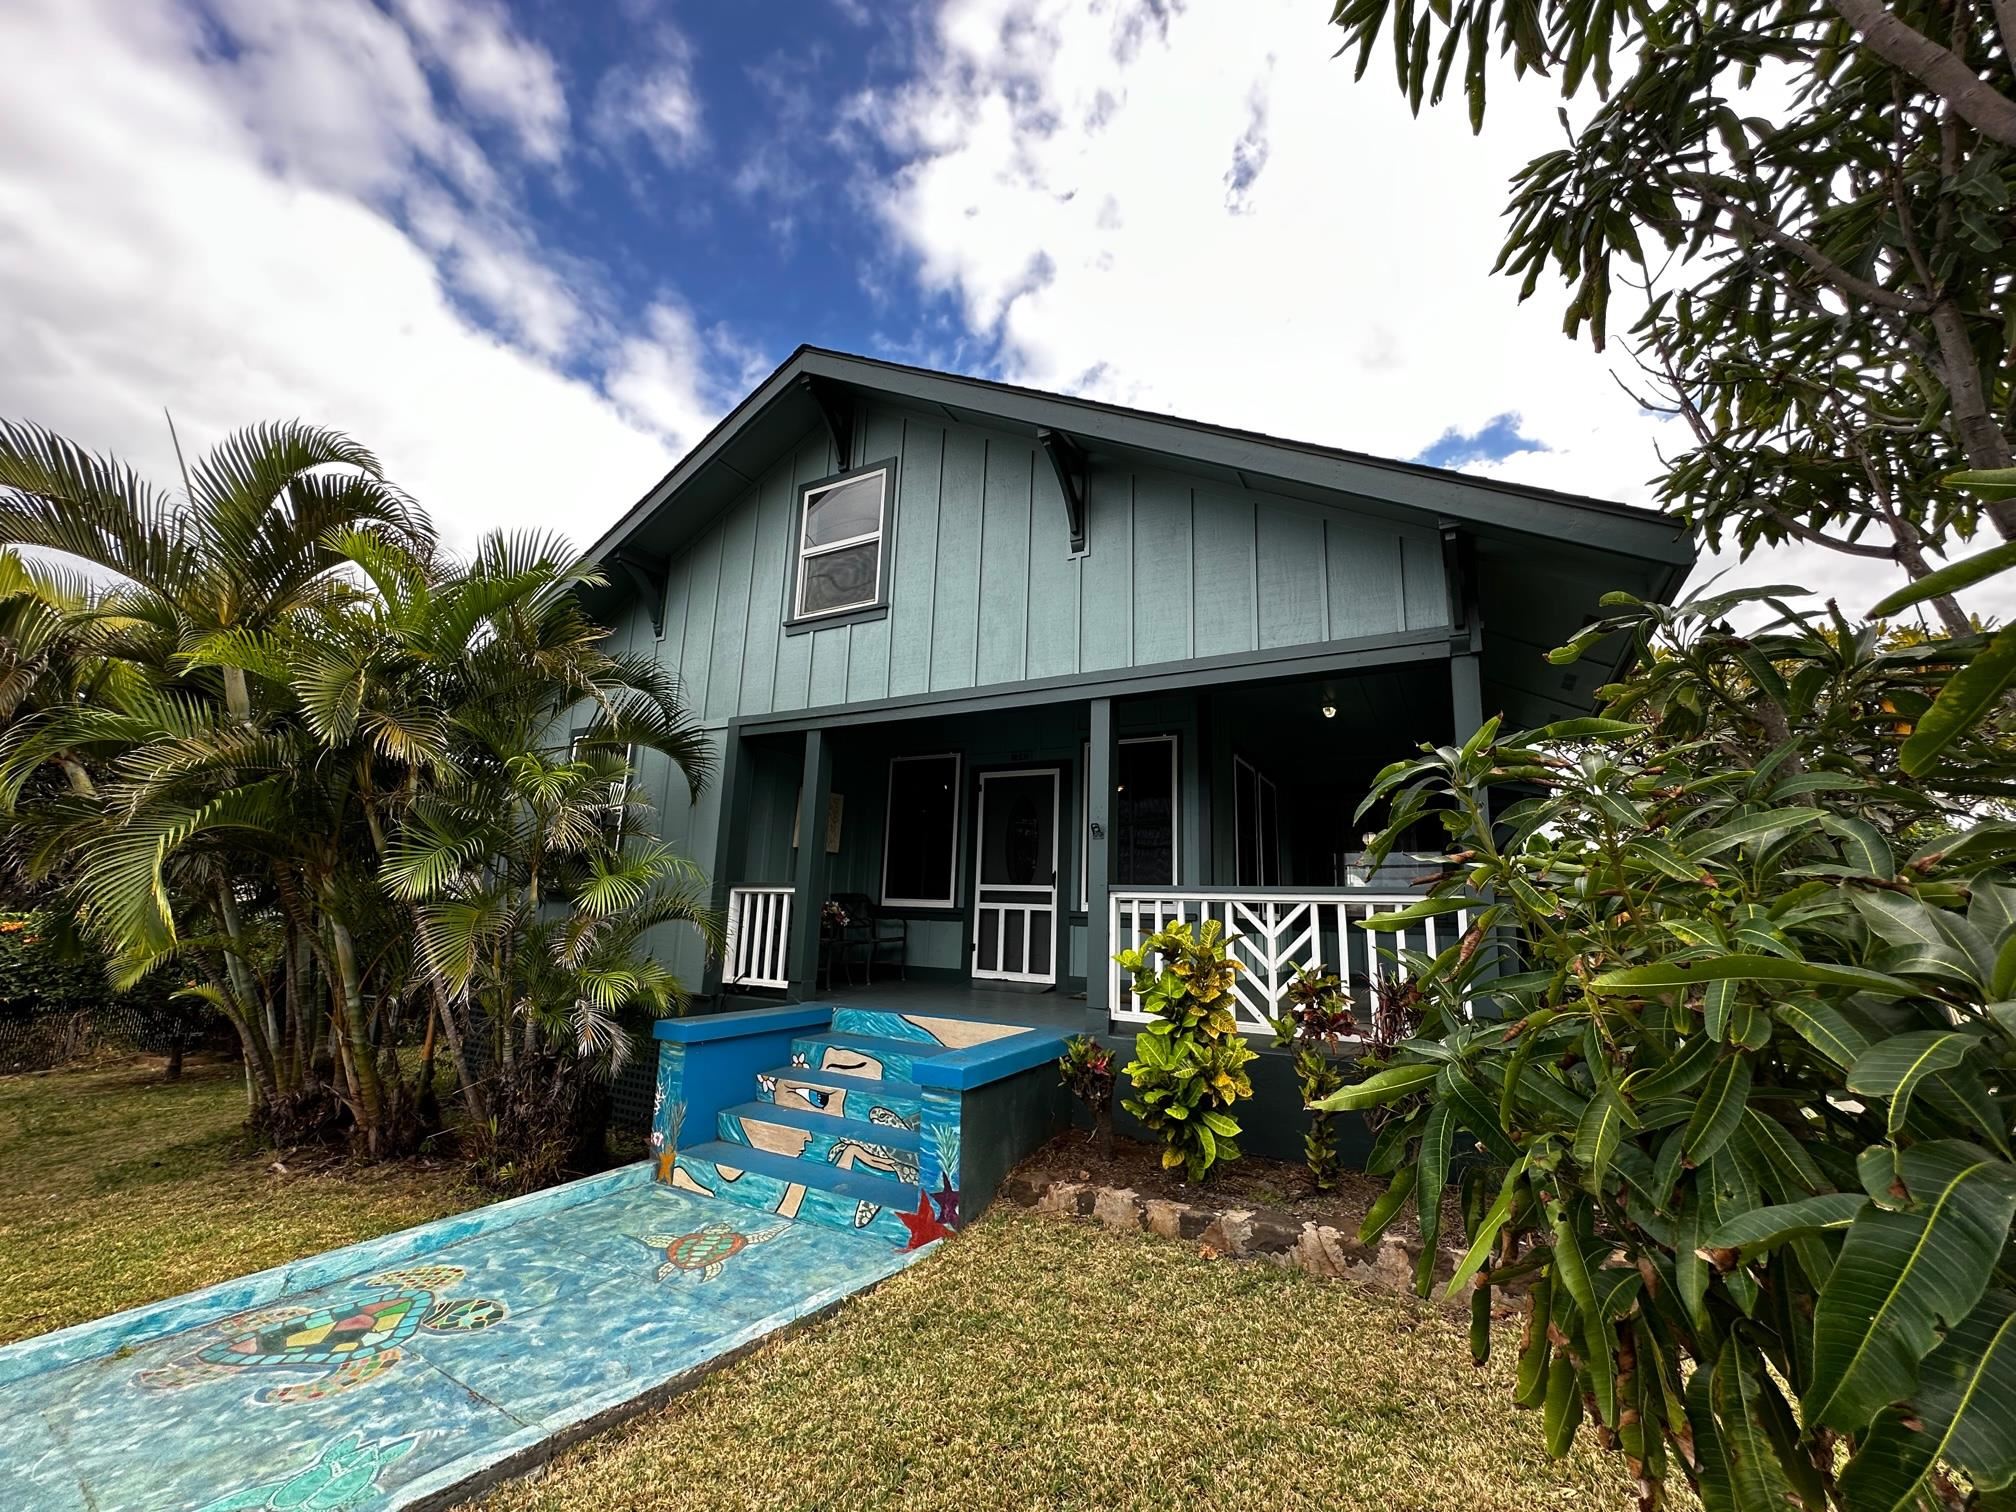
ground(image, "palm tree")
xmin=0 ymin=422 xmax=423 ymax=1137
xmin=0 ymin=420 xmax=718 ymax=1168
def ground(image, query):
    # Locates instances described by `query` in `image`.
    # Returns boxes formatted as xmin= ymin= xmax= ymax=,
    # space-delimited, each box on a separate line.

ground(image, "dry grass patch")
xmin=0 ymin=1056 xmax=472 ymax=1344
xmin=477 ymin=1209 xmax=1645 ymax=1512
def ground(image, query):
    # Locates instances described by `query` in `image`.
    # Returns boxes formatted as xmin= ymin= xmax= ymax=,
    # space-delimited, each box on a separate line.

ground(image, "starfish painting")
xmin=896 ymin=1190 xmax=956 ymax=1251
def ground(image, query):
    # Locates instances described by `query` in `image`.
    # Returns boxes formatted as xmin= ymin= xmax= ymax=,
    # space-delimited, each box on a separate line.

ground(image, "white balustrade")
xmin=723 ymin=886 xmax=794 ymax=990
xmin=1107 ymin=890 xmax=1472 ymax=1036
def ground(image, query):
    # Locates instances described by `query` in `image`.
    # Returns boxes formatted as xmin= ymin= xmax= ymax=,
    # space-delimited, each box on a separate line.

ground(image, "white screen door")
xmin=972 ymin=768 xmax=1059 ymax=984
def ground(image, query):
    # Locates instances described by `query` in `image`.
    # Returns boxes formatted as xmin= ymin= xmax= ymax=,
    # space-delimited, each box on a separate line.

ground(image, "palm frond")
xmin=0 ymin=418 xmax=201 ymax=595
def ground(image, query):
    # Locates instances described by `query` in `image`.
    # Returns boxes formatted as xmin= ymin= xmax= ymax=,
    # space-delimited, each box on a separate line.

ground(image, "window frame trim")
xmin=881 ymin=751 xmax=962 ymax=909
xmin=787 ymin=457 xmax=898 ymax=627
xmin=1079 ymin=732 xmax=1180 ymax=911
xmin=1232 ymin=752 xmax=1281 ymax=887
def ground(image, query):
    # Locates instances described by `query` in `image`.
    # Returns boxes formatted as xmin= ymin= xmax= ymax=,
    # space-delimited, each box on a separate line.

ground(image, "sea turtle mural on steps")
xmin=642 ymin=1218 xmax=786 ymax=1282
xmin=135 ymin=1264 xmax=508 ymax=1406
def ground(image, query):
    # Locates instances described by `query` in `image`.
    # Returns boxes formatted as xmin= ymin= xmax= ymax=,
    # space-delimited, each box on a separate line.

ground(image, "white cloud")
xmin=592 ymin=29 xmax=707 ymax=168
xmin=0 ymin=0 xmax=749 ymax=559
xmin=391 ymin=0 xmax=571 ymax=164
xmin=856 ymin=0 xmax=2004 ymax=621
xmin=606 ymin=303 xmax=733 ymax=443
xmin=202 ymin=0 xmax=501 ymax=203
xmin=402 ymin=186 xmax=593 ymax=360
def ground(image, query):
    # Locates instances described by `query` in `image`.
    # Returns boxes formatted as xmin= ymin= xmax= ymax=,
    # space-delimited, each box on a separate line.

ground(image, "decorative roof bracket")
xmin=1038 ymin=427 xmax=1089 ymax=555
xmin=1440 ymin=521 xmax=1480 ymax=654
xmin=800 ymin=375 xmax=854 ymax=471
xmin=612 ymin=552 xmax=669 ymax=638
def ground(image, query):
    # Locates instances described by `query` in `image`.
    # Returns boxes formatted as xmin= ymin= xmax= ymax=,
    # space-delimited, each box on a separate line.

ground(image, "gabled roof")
xmin=587 ymin=345 xmax=1696 ymax=574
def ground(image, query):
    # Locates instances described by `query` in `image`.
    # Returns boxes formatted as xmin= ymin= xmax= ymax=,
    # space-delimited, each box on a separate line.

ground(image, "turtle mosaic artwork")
xmin=135 ymin=1264 xmax=508 ymax=1405
xmin=641 ymin=1218 xmax=787 ymax=1282
xmin=194 ymin=1430 xmax=418 ymax=1512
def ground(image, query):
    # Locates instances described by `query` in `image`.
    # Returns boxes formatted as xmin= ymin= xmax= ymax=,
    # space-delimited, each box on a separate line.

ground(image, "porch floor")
xmin=725 ymin=979 xmax=1092 ymax=1033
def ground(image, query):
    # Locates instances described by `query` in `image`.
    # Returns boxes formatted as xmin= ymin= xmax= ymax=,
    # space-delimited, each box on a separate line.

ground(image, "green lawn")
xmin=476 ymin=1209 xmax=1648 ymax=1512
xmin=0 ymin=1055 xmax=472 ymax=1345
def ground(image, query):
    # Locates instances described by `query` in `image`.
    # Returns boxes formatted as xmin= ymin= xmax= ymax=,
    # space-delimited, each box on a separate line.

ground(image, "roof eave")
xmin=589 ymin=345 xmax=1697 ymax=577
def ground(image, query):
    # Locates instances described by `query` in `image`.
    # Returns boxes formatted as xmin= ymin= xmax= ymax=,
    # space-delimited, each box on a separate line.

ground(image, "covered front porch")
xmin=701 ymin=645 xmax=1479 ymax=1036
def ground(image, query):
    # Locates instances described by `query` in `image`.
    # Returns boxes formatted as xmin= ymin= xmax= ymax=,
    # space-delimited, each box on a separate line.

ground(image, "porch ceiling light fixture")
xmin=1320 ymin=701 xmax=1337 ymax=720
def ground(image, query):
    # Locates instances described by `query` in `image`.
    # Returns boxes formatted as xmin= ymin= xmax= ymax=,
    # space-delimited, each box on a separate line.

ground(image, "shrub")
xmin=0 ymin=910 xmax=204 ymax=1074
xmin=1270 ymin=964 xmax=1355 ymax=1191
xmin=1323 ymin=584 xmax=2016 ymax=1510
xmin=1057 ymin=1033 xmax=1116 ymax=1158
xmin=1116 ymin=918 xmax=1257 ymax=1183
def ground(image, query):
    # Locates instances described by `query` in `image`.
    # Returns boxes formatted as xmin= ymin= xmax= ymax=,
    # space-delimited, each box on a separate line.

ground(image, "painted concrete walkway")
xmin=0 ymin=1164 xmax=925 ymax=1511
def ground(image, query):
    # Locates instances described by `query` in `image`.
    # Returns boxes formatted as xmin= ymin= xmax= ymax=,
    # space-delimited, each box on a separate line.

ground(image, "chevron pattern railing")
xmin=1107 ymin=890 xmax=1471 ymax=1036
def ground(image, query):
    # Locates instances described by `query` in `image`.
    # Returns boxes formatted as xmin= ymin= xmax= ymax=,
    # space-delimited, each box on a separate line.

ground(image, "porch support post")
xmin=787 ymin=728 xmax=834 ymax=1000
xmin=1085 ymin=696 xmax=1116 ymax=1031
xmin=1443 ymin=521 xmax=1487 ymax=743
xmin=1450 ymin=651 xmax=1484 ymax=741
xmin=701 ymin=722 xmax=753 ymax=1001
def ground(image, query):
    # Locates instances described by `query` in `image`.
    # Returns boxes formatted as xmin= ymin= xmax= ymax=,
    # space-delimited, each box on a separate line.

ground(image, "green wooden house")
xmin=585 ymin=347 xmax=1693 ymax=1043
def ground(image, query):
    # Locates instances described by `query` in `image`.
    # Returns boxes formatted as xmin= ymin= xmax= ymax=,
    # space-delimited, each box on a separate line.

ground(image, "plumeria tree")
xmin=1325 ymin=0 xmax=2016 ymax=632
xmin=1324 ymin=583 xmax=2016 ymax=1509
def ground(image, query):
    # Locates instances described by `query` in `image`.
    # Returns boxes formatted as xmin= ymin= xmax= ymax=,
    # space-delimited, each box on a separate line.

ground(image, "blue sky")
xmin=0 ymin=0 xmax=1924 ymax=612
xmin=451 ymin=4 xmax=926 ymax=365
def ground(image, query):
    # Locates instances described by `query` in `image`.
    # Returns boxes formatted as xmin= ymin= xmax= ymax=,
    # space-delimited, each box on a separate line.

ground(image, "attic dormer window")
xmin=793 ymin=461 xmax=890 ymax=621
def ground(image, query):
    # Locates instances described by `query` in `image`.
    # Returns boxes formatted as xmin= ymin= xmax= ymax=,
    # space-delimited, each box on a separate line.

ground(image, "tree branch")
xmin=1825 ymin=0 xmax=2016 ymax=148
xmin=1683 ymin=180 xmax=1932 ymax=313
xmin=1756 ymin=506 xmax=1902 ymax=558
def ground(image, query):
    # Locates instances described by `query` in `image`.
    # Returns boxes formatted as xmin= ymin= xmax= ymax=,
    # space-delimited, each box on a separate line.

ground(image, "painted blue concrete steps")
xmin=673 ymin=1140 xmax=921 ymax=1246
xmin=787 ymin=1029 xmax=952 ymax=1084
xmin=655 ymin=1004 xmax=1063 ymax=1251
xmin=672 ymin=1023 xmax=966 ymax=1246
xmin=717 ymin=1099 xmax=923 ymax=1159
xmin=755 ymin=1063 xmax=926 ymax=1124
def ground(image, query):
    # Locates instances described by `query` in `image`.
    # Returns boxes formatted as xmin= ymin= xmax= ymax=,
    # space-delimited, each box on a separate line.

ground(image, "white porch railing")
xmin=723 ymin=886 xmax=794 ymax=990
xmin=1108 ymin=890 xmax=1472 ymax=1036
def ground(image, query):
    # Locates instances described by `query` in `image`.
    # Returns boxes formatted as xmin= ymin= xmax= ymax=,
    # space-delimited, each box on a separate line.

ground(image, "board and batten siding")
xmin=610 ymin=399 xmax=1451 ymax=729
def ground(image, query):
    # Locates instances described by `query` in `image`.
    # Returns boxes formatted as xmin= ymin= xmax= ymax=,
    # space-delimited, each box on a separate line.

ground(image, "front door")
xmin=971 ymin=768 xmax=1059 ymax=984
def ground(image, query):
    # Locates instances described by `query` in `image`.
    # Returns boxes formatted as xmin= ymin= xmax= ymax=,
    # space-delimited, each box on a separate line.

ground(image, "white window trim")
xmin=881 ymin=752 xmax=961 ymax=909
xmin=1233 ymin=753 xmax=1281 ymax=887
xmin=793 ymin=466 xmax=889 ymax=622
xmin=1080 ymin=733 xmax=1180 ymax=910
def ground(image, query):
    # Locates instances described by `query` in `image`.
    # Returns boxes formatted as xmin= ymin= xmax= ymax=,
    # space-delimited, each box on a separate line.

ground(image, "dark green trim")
xmin=1084 ymin=697 xmax=1115 ymax=1026
xmin=734 ymin=625 xmax=1452 ymax=735
xmin=782 ymin=603 xmax=887 ymax=637
xmin=878 ymin=905 xmax=965 ymax=924
xmin=702 ymin=726 xmax=755 ymax=997
xmin=786 ymin=730 xmax=833 ymax=994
